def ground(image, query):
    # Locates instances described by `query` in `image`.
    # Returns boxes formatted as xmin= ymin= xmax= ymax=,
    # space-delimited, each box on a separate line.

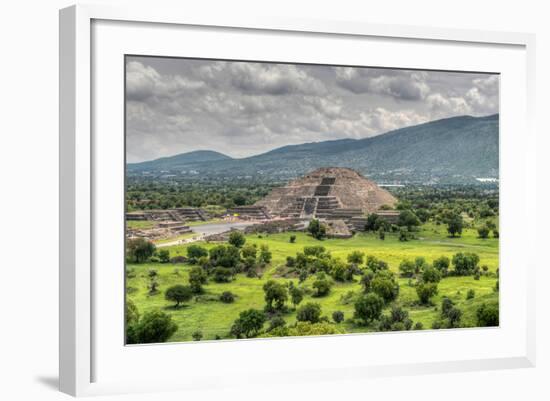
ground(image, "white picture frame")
xmin=59 ymin=4 xmax=536 ymax=397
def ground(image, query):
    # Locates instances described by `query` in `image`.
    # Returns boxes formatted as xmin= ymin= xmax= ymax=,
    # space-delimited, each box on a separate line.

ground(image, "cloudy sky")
xmin=126 ymin=56 xmax=499 ymax=163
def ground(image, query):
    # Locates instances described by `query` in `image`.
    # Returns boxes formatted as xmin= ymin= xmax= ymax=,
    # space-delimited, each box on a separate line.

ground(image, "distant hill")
xmin=128 ymin=150 xmax=232 ymax=171
xmin=127 ymin=114 xmax=499 ymax=185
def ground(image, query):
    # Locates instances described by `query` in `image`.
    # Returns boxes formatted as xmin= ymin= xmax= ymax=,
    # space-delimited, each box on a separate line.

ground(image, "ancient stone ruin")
xmin=227 ymin=206 xmax=271 ymax=220
xmin=126 ymin=207 xmax=209 ymax=222
xmin=255 ymin=167 xmax=397 ymax=219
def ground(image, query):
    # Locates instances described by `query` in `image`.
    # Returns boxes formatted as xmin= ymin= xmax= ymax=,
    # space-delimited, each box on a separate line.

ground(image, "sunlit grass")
xmin=127 ymin=229 xmax=499 ymax=342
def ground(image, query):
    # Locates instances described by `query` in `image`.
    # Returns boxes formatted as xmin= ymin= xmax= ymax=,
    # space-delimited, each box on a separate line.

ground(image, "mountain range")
xmin=127 ymin=114 xmax=499 ymax=185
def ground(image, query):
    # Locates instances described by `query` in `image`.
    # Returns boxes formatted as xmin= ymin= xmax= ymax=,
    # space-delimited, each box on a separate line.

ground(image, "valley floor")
xmin=126 ymin=223 xmax=499 ymax=342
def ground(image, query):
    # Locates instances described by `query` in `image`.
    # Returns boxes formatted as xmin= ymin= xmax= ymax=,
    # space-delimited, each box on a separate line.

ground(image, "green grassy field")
xmin=127 ymin=224 xmax=498 ymax=342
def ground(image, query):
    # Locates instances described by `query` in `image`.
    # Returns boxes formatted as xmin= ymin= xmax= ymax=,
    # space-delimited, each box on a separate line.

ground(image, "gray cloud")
xmin=334 ymin=68 xmax=430 ymax=100
xmin=126 ymin=57 xmax=499 ymax=162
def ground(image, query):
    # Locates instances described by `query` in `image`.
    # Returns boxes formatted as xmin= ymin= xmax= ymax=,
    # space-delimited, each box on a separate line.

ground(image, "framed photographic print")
xmin=59 ymin=4 xmax=536 ymax=397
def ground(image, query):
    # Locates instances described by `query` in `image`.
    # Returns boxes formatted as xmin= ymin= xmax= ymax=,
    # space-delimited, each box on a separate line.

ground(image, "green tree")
xmin=268 ymin=321 xmax=343 ymax=337
xmin=188 ymin=266 xmax=208 ymax=293
xmin=447 ymin=307 xmax=463 ymax=328
xmin=289 ymin=235 xmax=297 ymax=243
xmin=447 ymin=214 xmax=464 ymax=237
xmin=476 ymin=302 xmax=499 ymax=327
xmin=165 ymin=284 xmax=193 ymax=307
xmin=416 ymin=282 xmax=438 ymax=305
xmin=360 ymin=270 xmax=375 ymax=293
xmin=347 ymin=250 xmax=365 ymax=265
xmin=241 ymin=243 xmax=257 ymax=259
xmin=332 ymin=310 xmax=345 ymax=324
xmin=192 ymin=330 xmax=203 ymax=341
xmin=415 ymin=208 xmax=430 ymax=223
xmin=371 ymin=271 xmax=399 ymax=303
xmin=209 ymin=245 xmax=240 ymax=268
xmin=126 ymin=238 xmax=156 ymax=263
xmin=330 ymin=258 xmax=352 ymax=282
xmin=433 ymin=256 xmax=450 ymax=275
xmin=441 ymin=297 xmax=455 ymax=317
xmin=289 ymin=285 xmax=304 ymax=308
xmin=228 ymin=231 xmax=246 ymax=248
xmin=378 ymin=227 xmax=386 ymax=240
xmin=354 ymin=293 xmax=384 ymax=324
xmin=477 ymin=225 xmax=490 ymax=239
xmin=158 ymin=249 xmax=170 ymax=263
xmin=268 ymin=316 xmax=287 ymax=331
xmin=308 ymin=219 xmax=327 ymax=240
xmin=286 ymin=256 xmax=296 ymax=268
xmin=230 ymin=309 xmax=266 ymax=338
xmin=219 ymin=291 xmax=235 ymax=303
xmin=421 ymin=266 xmax=442 ymax=283
xmin=296 ymin=302 xmax=322 ymax=323
xmin=365 ymin=213 xmax=382 ymax=231
xmin=399 ymin=259 xmax=416 ymax=278
xmin=212 ymin=266 xmax=233 ymax=283
xmin=125 ymin=299 xmax=139 ymax=326
xmin=127 ymin=310 xmax=178 ymax=344
xmin=258 ymin=244 xmax=272 ymax=264
xmin=303 ymin=245 xmax=327 ymax=258
xmin=263 ymin=280 xmax=288 ymax=311
xmin=365 ymin=255 xmax=388 ymax=272
xmin=312 ymin=273 xmax=332 ymax=297
xmin=452 ymin=252 xmax=480 ymax=276
xmin=233 ymin=194 xmax=246 ymax=206
xmin=398 ymin=210 xmax=421 ymax=231
xmin=186 ymin=244 xmax=208 ymax=264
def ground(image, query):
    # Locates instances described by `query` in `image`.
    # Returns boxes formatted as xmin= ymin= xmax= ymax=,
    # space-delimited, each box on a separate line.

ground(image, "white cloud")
xmin=125 ymin=57 xmax=499 ymax=162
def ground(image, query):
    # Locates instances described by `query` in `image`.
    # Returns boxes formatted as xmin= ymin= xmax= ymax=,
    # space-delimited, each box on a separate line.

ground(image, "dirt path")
xmin=155 ymin=221 xmax=255 ymax=248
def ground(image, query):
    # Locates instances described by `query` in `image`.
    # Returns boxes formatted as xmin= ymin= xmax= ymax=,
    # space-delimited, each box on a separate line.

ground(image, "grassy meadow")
xmin=126 ymin=223 xmax=499 ymax=342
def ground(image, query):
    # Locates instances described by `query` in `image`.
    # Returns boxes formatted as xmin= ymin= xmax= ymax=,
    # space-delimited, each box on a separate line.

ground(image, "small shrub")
xmin=289 ymin=285 xmax=304 ymax=308
xmin=213 ymin=267 xmax=233 ymax=283
xmin=476 ymin=302 xmax=499 ymax=327
xmin=416 ymin=282 xmax=438 ymax=305
xmin=228 ymin=231 xmax=246 ymax=248
xmin=158 ymin=249 xmax=170 ymax=263
xmin=433 ymin=256 xmax=450 ymax=275
xmin=186 ymin=244 xmax=208 ymax=264
xmin=332 ymin=310 xmax=345 ymax=324
xmin=477 ymin=226 xmax=490 ymax=239
xmin=312 ymin=273 xmax=332 ymax=297
xmin=399 ymin=259 xmax=416 ymax=278
xmin=219 ymin=291 xmax=235 ymax=303
xmin=413 ymin=322 xmax=423 ymax=330
xmin=268 ymin=316 xmax=286 ymax=331
xmin=165 ymin=284 xmax=193 ymax=307
xmin=289 ymin=235 xmax=296 ymax=243
xmin=230 ymin=309 xmax=266 ymax=339
xmin=466 ymin=289 xmax=475 ymax=300
xmin=296 ymin=302 xmax=322 ymax=323
xmin=447 ymin=307 xmax=462 ymax=328
xmin=307 ymin=219 xmax=327 ymax=240
xmin=192 ymin=330 xmax=203 ymax=341
xmin=354 ymin=293 xmax=384 ymax=324
xmin=126 ymin=310 xmax=177 ymax=344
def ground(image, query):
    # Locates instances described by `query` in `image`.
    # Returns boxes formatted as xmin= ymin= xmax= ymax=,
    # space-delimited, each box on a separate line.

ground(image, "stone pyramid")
xmin=255 ymin=167 xmax=397 ymax=218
